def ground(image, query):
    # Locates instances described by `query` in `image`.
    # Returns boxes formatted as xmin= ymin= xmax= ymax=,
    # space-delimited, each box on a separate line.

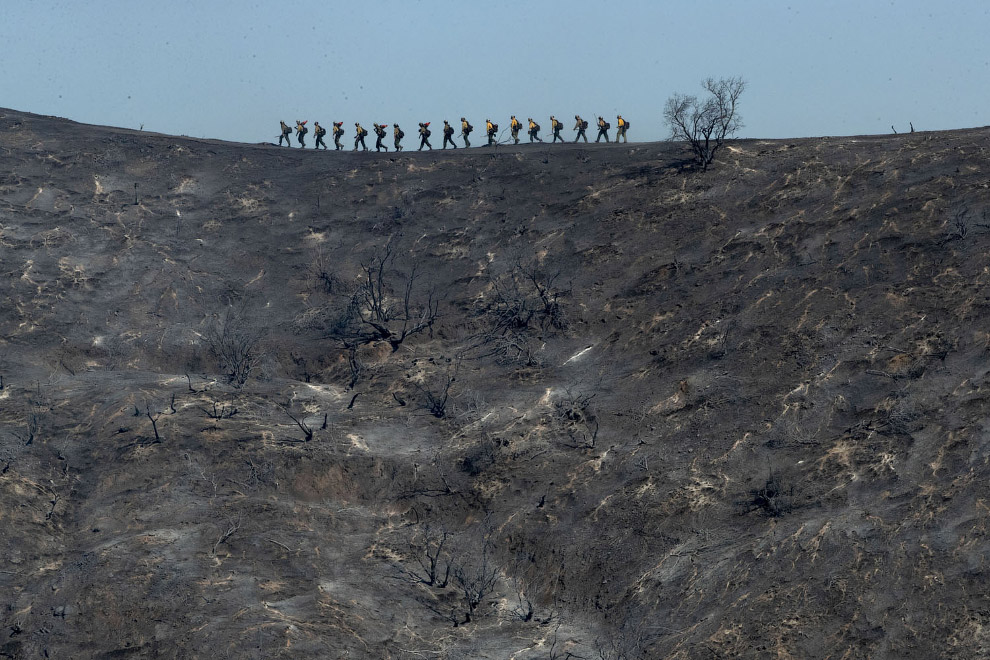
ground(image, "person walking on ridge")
xmin=461 ymin=117 xmax=473 ymax=147
xmin=510 ymin=116 xmax=522 ymax=144
xmin=373 ymin=123 xmax=389 ymax=152
xmin=393 ymin=123 xmax=404 ymax=151
xmin=442 ymin=121 xmax=457 ymax=149
xmin=616 ymin=115 xmax=628 ymax=143
xmin=354 ymin=122 xmax=369 ymax=151
xmin=313 ymin=122 xmax=328 ymax=149
xmin=279 ymin=121 xmax=293 ymax=146
xmin=295 ymin=120 xmax=308 ymax=147
xmin=528 ymin=118 xmax=542 ymax=143
xmin=332 ymin=122 xmax=344 ymax=150
xmin=596 ymin=116 xmax=610 ymax=143
xmin=486 ymin=119 xmax=498 ymax=146
xmin=573 ymin=115 xmax=588 ymax=143
xmin=418 ymin=122 xmax=432 ymax=150
xmin=551 ymin=116 xmax=564 ymax=143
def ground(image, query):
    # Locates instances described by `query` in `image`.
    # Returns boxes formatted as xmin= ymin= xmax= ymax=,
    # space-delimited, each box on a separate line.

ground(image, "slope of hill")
xmin=3 ymin=108 xmax=990 ymax=658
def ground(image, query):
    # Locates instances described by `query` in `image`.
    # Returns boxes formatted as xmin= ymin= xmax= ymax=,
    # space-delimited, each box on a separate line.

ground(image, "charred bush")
xmin=461 ymin=436 xmax=500 ymax=476
xmin=319 ymin=239 xmax=442 ymax=352
xmin=204 ymin=306 xmax=268 ymax=387
xmin=747 ymin=468 xmax=793 ymax=517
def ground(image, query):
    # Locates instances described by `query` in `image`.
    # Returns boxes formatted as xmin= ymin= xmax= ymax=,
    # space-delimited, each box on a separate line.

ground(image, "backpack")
xmin=581 ymin=120 xmax=589 ymax=130
xmin=424 ymin=129 xmax=431 ymax=138
xmin=316 ymin=126 xmax=326 ymax=137
xmin=397 ymin=129 xmax=404 ymax=139
xmin=624 ymin=120 xmax=630 ymax=130
xmin=532 ymin=123 xmax=540 ymax=132
xmin=491 ymin=123 xmax=498 ymax=133
xmin=465 ymin=123 xmax=473 ymax=134
xmin=604 ymin=122 xmax=611 ymax=130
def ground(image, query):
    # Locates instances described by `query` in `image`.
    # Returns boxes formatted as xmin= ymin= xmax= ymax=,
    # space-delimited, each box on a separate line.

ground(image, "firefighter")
xmin=279 ymin=120 xmax=293 ymax=146
xmin=596 ymin=116 xmax=610 ymax=143
xmin=393 ymin=123 xmax=404 ymax=151
xmin=373 ymin=123 xmax=389 ymax=152
xmin=486 ymin=119 xmax=498 ymax=146
xmin=354 ymin=122 xmax=368 ymax=151
xmin=510 ymin=116 xmax=522 ymax=144
xmin=528 ymin=118 xmax=542 ymax=143
xmin=418 ymin=122 xmax=432 ymax=150
xmin=442 ymin=120 xmax=457 ymax=149
xmin=551 ymin=116 xmax=564 ymax=143
xmin=573 ymin=115 xmax=588 ymax=143
xmin=332 ymin=122 xmax=344 ymax=150
xmin=461 ymin=117 xmax=473 ymax=147
xmin=616 ymin=115 xmax=628 ymax=143
xmin=313 ymin=122 xmax=328 ymax=149
xmin=295 ymin=120 xmax=308 ymax=147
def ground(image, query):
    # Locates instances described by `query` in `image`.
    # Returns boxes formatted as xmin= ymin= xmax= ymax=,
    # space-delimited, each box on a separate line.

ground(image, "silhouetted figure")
xmin=596 ymin=116 xmax=610 ymax=143
xmin=574 ymin=115 xmax=588 ymax=142
xmin=374 ymin=123 xmax=389 ymax=152
xmin=616 ymin=115 xmax=628 ymax=143
xmin=486 ymin=119 xmax=498 ymax=146
xmin=510 ymin=116 xmax=522 ymax=144
xmin=279 ymin=121 xmax=293 ymax=146
xmin=551 ymin=116 xmax=564 ymax=143
xmin=314 ymin=122 xmax=328 ymax=149
xmin=528 ymin=118 xmax=542 ymax=143
xmin=295 ymin=120 xmax=308 ymax=147
xmin=419 ymin=122 xmax=432 ymax=150
xmin=393 ymin=124 xmax=404 ymax=151
xmin=461 ymin=117 xmax=473 ymax=147
xmin=332 ymin=122 xmax=344 ymax=150
xmin=354 ymin=123 xmax=369 ymax=151
xmin=442 ymin=121 xmax=457 ymax=149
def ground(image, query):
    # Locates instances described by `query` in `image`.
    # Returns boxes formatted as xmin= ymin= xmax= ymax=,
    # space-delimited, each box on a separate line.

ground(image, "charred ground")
xmin=3 ymin=109 xmax=990 ymax=658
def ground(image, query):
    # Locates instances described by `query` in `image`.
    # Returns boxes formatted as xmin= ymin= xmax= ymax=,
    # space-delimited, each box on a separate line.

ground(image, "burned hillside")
xmin=2 ymin=108 xmax=990 ymax=658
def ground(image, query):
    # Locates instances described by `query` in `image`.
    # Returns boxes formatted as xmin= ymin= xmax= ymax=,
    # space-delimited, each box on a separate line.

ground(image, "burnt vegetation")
xmin=3 ymin=108 xmax=990 ymax=658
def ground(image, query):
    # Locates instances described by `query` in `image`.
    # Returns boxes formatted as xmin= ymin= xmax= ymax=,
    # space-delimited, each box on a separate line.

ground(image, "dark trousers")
xmin=354 ymin=135 xmax=367 ymax=150
xmin=315 ymin=134 xmax=327 ymax=149
xmin=279 ymin=131 xmax=292 ymax=146
xmin=596 ymin=128 xmax=609 ymax=143
xmin=419 ymin=135 xmax=432 ymax=150
xmin=575 ymin=129 xmax=587 ymax=142
xmin=443 ymin=134 xmax=457 ymax=149
xmin=376 ymin=135 xmax=388 ymax=151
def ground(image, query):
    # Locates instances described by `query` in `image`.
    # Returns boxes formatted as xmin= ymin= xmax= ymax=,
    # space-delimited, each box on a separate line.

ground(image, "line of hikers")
xmin=278 ymin=115 xmax=629 ymax=151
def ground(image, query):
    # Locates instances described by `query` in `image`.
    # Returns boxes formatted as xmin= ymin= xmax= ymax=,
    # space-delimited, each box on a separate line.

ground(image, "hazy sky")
xmin=1 ymin=0 xmax=986 ymax=144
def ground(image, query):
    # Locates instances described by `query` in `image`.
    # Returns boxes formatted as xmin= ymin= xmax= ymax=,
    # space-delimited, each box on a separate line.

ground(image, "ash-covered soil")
xmin=3 ymin=108 xmax=990 ymax=658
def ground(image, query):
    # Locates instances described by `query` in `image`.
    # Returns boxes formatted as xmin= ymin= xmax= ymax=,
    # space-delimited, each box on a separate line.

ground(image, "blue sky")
xmin=1 ymin=0 xmax=986 ymax=143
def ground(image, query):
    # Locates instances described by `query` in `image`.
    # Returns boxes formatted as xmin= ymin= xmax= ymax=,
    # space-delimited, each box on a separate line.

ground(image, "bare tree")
xmin=664 ymin=76 xmax=746 ymax=171
xmin=205 ymin=306 xmax=267 ymax=387
xmin=414 ymin=358 xmax=460 ymax=419
xmin=326 ymin=239 xmax=441 ymax=352
xmin=450 ymin=530 xmax=501 ymax=624
xmin=277 ymin=403 xmax=315 ymax=442
xmin=399 ymin=523 xmax=452 ymax=587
